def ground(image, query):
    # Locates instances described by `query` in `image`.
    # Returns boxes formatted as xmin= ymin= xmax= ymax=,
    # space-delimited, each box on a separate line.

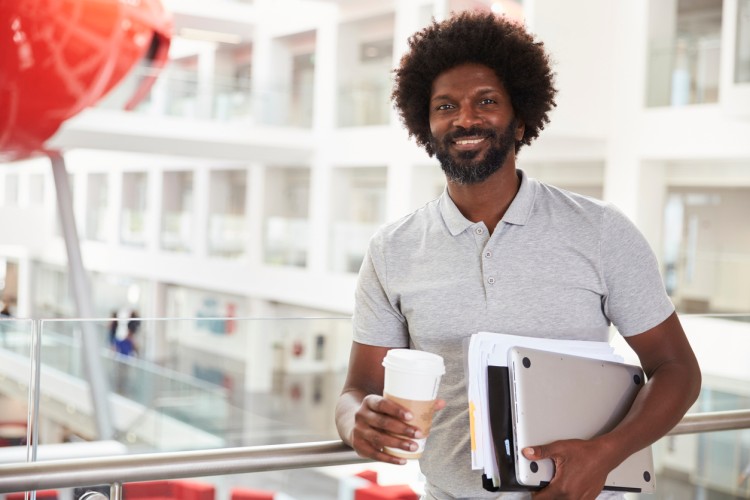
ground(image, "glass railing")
xmin=96 ymin=65 xmax=255 ymax=123
xmin=208 ymin=214 xmax=246 ymax=258
xmin=161 ymin=211 xmax=193 ymax=253
xmin=95 ymin=64 xmax=312 ymax=127
xmin=263 ymin=217 xmax=309 ymax=267
xmin=11 ymin=318 xmax=353 ymax=452
xmin=737 ymin=0 xmax=750 ymax=84
xmin=0 ymin=315 xmax=748 ymax=498
xmin=120 ymin=209 xmax=146 ymax=247
xmin=664 ymin=250 xmax=750 ymax=314
xmin=329 ymin=221 xmax=381 ymax=273
xmin=93 ymin=62 xmax=401 ymax=129
xmin=0 ymin=319 xmax=34 ymax=450
xmin=337 ymin=81 xmax=392 ymax=127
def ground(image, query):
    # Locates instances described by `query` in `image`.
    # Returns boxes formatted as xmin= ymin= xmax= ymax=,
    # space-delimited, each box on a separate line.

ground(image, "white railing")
xmin=0 ymin=410 xmax=748 ymax=496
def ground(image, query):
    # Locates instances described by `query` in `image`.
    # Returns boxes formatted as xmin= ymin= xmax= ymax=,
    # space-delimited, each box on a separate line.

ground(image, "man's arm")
xmin=522 ymin=312 xmax=702 ymax=499
xmin=335 ymin=341 xmax=443 ymax=465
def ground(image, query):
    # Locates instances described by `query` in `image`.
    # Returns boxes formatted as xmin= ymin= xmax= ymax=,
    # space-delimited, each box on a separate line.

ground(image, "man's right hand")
xmin=336 ymin=342 xmax=446 ymax=465
xmin=350 ymin=394 xmax=445 ymax=465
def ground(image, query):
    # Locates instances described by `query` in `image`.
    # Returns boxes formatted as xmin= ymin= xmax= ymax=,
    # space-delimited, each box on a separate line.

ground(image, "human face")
xmin=429 ymin=63 xmax=524 ymax=185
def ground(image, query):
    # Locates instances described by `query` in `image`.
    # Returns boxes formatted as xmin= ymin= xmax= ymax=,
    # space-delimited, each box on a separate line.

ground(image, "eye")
xmin=435 ymin=103 xmax=455 ymax=111
xmin=480 ymin=98 xmax=497 ymax=105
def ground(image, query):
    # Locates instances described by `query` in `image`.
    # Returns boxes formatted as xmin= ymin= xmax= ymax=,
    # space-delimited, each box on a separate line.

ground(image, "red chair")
xmin=172 ymin=481 xmax=215 ymax=500
xmin=6 ymin=491 xmax=58 ymax=500
xmin=354 ymin=470 xmax=378 ymax=484
xmin=354 ymin=485 xmax=418 ymax=500
xmin=124 ymin=480 xmax=172 ymax=500
xmin=229 ymin=488 xmax=275 ymax=500
xmin=123 ymin=480 xmax=214 ymax=500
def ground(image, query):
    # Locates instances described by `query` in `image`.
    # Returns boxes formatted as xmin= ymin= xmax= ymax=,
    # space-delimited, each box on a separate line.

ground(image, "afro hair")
xmin=392 ymin=11 xmax=557 ymax=156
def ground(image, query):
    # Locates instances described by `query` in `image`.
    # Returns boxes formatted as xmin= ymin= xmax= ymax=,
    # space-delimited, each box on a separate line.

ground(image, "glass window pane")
xmin=121 ymin=172 xmax=148 ymax=247
xmin=161 ymin=171 xmax=194 ymax=253
xmin=263 ymin=167 xmax=309 ymax=267
xmin=646 ymin=0 xmax=722 ymax=107
xmin=208 ymin=169 xmax=247 ymax=258
xmin=85 ymin=173 xmax=108 ymax=242
xmin=737 ymin=0 xmax=750 ymax=83
xmin=329 ymin=167 xmax=386 ymax=273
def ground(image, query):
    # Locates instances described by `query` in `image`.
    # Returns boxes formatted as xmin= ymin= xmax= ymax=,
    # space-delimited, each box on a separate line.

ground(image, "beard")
xmin=432 ymin=118 xmax=518 ymax=185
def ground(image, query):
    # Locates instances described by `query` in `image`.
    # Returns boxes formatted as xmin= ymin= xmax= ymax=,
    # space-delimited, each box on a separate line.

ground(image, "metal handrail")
xmin=0 ymin=409 xmax=748 ymax=494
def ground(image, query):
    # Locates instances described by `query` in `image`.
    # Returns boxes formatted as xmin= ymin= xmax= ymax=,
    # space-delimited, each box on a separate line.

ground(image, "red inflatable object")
xmin=0 ymin=0 xmax=172 ymax=161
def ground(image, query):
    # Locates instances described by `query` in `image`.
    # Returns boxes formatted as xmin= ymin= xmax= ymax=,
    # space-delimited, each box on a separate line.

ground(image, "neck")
xmin=446 ymin=165 xmax=520 ymax=234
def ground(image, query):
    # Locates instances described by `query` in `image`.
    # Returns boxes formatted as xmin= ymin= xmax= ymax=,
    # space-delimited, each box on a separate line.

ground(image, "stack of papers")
xmin=467 ymin=332 xmax=622 ymax=489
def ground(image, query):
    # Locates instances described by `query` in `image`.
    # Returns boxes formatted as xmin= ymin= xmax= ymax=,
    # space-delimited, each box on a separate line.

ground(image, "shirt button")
xmin=475 ymin=227 xmax=484 ymax=235
xmin=487 ymin=277 xmax=495 ymax=285
xmin=485 ymin=251 xmax=492 ymax=258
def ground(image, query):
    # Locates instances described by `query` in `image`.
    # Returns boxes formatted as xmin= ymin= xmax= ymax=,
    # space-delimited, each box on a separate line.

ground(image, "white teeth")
xmin=455 ymin=138 xmax=484 ymax=145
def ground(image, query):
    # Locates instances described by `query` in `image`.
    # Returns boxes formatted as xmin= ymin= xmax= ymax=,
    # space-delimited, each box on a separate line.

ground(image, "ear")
xmin=515 ymin=119 xmax=525 ymax=141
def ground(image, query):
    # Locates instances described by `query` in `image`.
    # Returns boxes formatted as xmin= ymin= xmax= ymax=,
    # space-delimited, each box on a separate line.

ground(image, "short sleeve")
xmin=600 ymin=204 xmax=675 ymax=336
xmin=352 ymin=233 xmax=410 ymax=347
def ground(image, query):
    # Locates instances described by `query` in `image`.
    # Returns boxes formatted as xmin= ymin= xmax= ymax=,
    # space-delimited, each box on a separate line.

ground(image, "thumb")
xmin=522 ymin=445 xmax=549 ymax=460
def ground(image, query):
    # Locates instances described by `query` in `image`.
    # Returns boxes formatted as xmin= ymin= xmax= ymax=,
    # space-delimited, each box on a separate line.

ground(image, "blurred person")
xmin=335 ymin=11 xmax=701 ymax=500
xmin=113 ymin=310 xmax=139 ymax=394
xmin=127 ymin=310 xmax=141 ymax=337
xmin=108 ymin=311 xmax=118 ymax=348
xmin=115 ymin=314 xmax=139 ymax=357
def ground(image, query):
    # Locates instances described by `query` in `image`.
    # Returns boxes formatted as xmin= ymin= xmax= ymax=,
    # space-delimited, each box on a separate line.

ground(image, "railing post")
xmin=110 ymin=482 xmax=122 ymax=500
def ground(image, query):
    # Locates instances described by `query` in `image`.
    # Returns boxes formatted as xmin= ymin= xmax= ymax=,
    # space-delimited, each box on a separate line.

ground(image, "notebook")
xmin=507 ymin=346 xmax=655 ymax=493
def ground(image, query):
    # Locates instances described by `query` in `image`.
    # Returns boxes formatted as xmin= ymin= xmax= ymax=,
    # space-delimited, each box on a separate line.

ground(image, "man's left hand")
xmin=522 ymin=439 xmax=615 ymax=500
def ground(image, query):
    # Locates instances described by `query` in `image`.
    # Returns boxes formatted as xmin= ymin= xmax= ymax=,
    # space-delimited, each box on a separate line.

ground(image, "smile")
xmin=454 ymin=137 xmax=485 ymax=145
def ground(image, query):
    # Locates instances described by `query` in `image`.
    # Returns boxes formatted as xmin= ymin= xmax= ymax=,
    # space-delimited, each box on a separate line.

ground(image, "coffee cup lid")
xmin=382 ymin=349 xmax=445 ymax=376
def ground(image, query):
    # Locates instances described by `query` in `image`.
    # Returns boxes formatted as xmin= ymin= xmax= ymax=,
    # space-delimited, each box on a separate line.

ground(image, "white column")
xmin=74 ymin=171 xmax=87 ymax=239
xmin=312 ymin=10 xmax=338 ymax=132
xmin=386 ymin=152 xmax=416 ymax=222
xmin=243 ymin=298 xmax=274 ymax=392
xmin=148 ymin=281 xmax=168 ymax=363
xmin=146 ymin=168 xmax=162 ymax=253
xmin=246 ymin=163 xmax=265 ymax=267
xmin=307 ymin=13 xmax=338 ymax=272
xmin=192 ymin=167 xmax=209 ymax=258
xmin=107 ymin=170 xmax=123 ymax=246
xmin=307 ymin=157 xmax=333 ymax=272
xmin=17 ymin=172 xmax=29 ymax=207
xmin=250 ymin=2 xmax=274 ymax=126
xmin=196 ymin=44 xmax=217 ymax=119
xmin=603 ymin=0 xmax=666 ymax=251
xmin=15 ymin=256 xmax=32 ymax=318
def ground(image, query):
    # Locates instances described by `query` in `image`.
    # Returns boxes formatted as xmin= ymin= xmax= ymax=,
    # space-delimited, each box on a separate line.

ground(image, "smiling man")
xmin=335 ymin=11 xmax=701 ymax=500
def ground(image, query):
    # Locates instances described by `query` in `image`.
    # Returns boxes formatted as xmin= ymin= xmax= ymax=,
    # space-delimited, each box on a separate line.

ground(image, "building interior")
xmin=1 ymin=0 xmax=749 ymax=498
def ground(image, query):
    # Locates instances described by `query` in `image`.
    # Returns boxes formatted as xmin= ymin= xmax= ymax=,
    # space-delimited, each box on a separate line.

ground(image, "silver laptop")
xmin=507 ymin=346 xmax=655 ymax=493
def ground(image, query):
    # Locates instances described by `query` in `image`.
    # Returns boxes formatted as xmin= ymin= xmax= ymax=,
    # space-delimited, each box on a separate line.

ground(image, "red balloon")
xmin=0 ymin=0 xmax=172 ymax=161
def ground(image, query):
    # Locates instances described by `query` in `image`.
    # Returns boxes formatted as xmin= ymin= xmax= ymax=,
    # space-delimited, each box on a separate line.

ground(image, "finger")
xmin=522 ymin=445 xmax=549 ymax=460
xmin=353 ymin=428 xmax=414 ymax=465
xmin=367 ymin=394 xmax=415 ymax=421
xmin=433 ymin=399 xmax=447 ymax=412
xmin=364 ymin=397 xmax=424 ymax=438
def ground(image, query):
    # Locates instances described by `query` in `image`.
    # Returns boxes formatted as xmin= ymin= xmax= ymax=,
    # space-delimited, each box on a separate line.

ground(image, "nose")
xmin=453 ymin=104 xmax=481 ymax=129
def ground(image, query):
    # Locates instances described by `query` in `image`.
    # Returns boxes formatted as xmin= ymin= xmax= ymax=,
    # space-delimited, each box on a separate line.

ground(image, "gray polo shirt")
xmin=352 ymin=169 xmax=674 ymax=499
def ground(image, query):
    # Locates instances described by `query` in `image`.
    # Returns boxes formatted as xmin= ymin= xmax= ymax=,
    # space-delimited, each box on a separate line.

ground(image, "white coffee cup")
xmin=381 ymin=349 xmax=445 ymax=459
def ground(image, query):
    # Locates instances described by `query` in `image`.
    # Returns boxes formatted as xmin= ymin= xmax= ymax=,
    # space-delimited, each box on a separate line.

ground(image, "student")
xmin=335 ymin=11 xmax=701 ymax=500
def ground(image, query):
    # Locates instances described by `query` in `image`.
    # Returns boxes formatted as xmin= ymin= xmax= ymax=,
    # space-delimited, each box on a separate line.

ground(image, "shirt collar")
xmin=439 ymin=169 xmax=536 ymax=236
xmin=503 ymin=168 xmax=536 ymax=226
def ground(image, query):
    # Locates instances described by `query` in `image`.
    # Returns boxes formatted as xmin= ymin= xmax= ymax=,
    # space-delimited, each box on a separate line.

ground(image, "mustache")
xmin=444 ymin=126 xmax=498 ymax=143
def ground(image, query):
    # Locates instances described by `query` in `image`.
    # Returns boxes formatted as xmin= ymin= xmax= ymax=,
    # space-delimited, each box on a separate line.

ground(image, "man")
xmin=335 ymin=11 xmax=701 ymax=500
